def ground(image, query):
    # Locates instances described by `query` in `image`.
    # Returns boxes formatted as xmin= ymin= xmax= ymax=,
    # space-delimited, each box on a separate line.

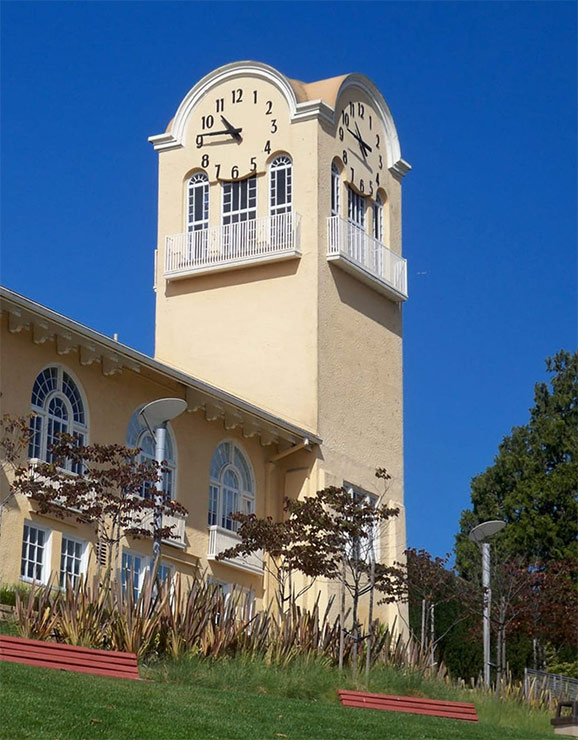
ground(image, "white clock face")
xmin=335 ymin=97 xmax=386 ymax=199
xmin=187 ymin=81 xmax=289 ymax=182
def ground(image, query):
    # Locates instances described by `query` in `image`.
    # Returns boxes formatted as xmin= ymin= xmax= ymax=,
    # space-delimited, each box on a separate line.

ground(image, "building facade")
xmin=0 ymin=61 xmax=410 ymax=627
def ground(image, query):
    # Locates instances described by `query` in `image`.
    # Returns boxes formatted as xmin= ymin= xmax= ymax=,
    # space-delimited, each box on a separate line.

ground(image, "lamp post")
xmin=139 ymin=398 xmax=187 ymax=574
xmin=468 ymin=519 xmax=506 ymax=688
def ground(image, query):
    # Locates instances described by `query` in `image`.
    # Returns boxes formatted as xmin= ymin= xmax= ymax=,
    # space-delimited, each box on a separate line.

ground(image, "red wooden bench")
xmin=338 ymin=689 xmax=478 ymax=722
xmin=0 ymin=635 xmax=140 ymax=680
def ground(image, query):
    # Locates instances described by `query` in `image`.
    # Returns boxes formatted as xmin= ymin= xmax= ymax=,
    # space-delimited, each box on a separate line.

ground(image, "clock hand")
xmin=347 ymin=126 xmax=372 ymax=158
xmin=220 ymin=115 xmax=243 ymax=141
xmin=353 ymin=122 xmax=372 ymax=156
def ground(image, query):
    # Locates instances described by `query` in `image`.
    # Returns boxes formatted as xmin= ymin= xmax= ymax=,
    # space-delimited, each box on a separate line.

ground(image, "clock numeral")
xmin=350 ymin=167 xmax=355 ymax=183
xmin=270 ymin=119 xmax=278 ymax=134
xmin=253 ymin=90 xmax=258 ymax=104
xmin=216 ymin=98 xmax=224 ymax=113
xmin=342 ymin=111 xmax=350 ymax=127
xmin=376 ymin=173 xmax=380 ymax=186
xmin=265 ymin=100 xmax=273 ymax=115
xmin=359 ymin=178 xmax=365 ymax=193
xmin=378 ymin=154 xmax=383 ymax=170
xmin=357 ymin=103 xmax=365 ymax=119
xmin=369 ymin=115 xmax=373 ymax=130
xmin=264 ymin=140 xmax=271 ymax=154
xmin=231 ymin=165 xmax=239 ymax=179
xmin=339 ymin=126 xmax=344 ymax=142
xmin=250 ymin=157 xmax=257 ymax=172
xmin=349 ymin=102 xmax=355 ymax=116
xmin=375 ymin=134 xmax=380 ymax=149
xmin=214 ymin=163 xmax=221 ymax=178
xmin=196 ymin=134 xmax=204 ymax=149
xmin=232 ymin=89 xmax=243 ymax=104
xmin=201 ymin=154 xmax=210 ymax=168
xmin=201 ymin=115 xmax=214 ymax=130
xmin=369 ymin=181 xmax=374 ymax=196
xmin=342 ymin=150 xmax=348 ymax=165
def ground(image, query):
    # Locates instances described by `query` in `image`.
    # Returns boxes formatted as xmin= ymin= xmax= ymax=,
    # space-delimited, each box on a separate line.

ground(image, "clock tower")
xmin=149 ymin=62 xmax=410 ymax=615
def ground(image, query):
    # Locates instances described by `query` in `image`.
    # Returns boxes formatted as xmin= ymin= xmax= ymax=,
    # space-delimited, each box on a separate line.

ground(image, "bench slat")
xmin=0 ymin=654 xmax=140 ymax=680
xmin=338 ymin=690 xmax=476 ymax=711
xmin=338 ymin=690 xmax=478 ymax=722
xmin=0 ymin=635 xmax=135 ymax=659
xmin=0 ymin=635 xmax=140 ymax=680
xmin=1 ymin=645 xmax=137 ymax=672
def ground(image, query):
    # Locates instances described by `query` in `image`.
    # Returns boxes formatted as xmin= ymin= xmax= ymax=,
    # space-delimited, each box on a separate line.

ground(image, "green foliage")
xmin=0 ymin=582 xmax=31 ymax=607
xmin=456 ymin=349 xmax=578 ymax=575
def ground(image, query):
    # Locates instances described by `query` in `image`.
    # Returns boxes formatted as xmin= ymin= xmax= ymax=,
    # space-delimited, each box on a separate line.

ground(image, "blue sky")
xmin=1 ymin=2 xmax=576 ymax=559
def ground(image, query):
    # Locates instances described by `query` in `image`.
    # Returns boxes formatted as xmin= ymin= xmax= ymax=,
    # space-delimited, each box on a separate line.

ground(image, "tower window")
xmin=269 ymin=156 xmax=292 ymax=217
xmin=331 ymin=162 xmax=341 ymax=217
xmin=222 ymin=177 xmax=257 ymax=224
xmin=187 ymin=173 xmax=209 ymax=232
xmin=372 ymin=194 xmax=384 ymax=243
xmin=347 ymin=187 xmax=366 ymax=229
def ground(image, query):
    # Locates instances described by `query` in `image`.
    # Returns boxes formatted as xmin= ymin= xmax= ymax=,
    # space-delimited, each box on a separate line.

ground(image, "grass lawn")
xmin=0 ymin=658 xmax=551 ymax=740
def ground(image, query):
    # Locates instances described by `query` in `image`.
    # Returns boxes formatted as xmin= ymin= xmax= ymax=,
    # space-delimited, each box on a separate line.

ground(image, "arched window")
xmin=347 ymin=186 xmax=366 ymax=264
xmin=29 ymin=367 xmax=87 ymax=473
xmin=372 ymin=194 xmax=384 ymax=243
xmin=187 ymin=173 xmax=209 ymax=232
xmin=269 ymin=156 xmax=292 ymax=217
xmin=331 ymin=162 xmax=341 ymax=217
xmin=126 ymin=408 xmax=177 ymax=499
xmin=209 ymin=441 xmax=254 ymax=531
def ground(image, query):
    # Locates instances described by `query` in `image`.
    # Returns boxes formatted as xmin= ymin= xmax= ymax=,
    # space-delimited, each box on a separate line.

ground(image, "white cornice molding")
xmin=0 ymin=286 xmax=320 ymax=447
xmin=389 ymin=158 xmax=412 ymax=181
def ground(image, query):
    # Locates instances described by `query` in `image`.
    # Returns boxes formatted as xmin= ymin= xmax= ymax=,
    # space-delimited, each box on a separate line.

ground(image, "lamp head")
xmin=139 ymin=398 xmax=187 ymax=429
xmin=468 ymin=519 xmax=506 ymax=544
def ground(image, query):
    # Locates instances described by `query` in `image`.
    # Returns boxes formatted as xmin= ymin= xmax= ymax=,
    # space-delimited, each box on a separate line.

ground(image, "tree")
xmin=455 ymin=350 xmax=578 ymax=577
xmin=11 ymin=432 xmax=187 ymax=570
xmin=217 ymin=469 xmax=405 ymax=675
xmin=0 ymin=415 xmax=33 ymax=542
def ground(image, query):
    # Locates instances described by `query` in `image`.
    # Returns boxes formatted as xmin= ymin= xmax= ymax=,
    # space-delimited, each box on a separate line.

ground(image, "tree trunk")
xmin=421 ymin=598 xmax=426 ymax=653
xmin=430 ymin=602 xmax=435 ymax=670
xmin=365 ymin=557 xmax=375 ymax=677
xmin=339 ymin=555 xmax=346 ymax=671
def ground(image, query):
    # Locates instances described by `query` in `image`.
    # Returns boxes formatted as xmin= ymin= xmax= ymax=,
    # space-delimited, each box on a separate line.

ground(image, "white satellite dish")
xmin=468 ymin=520 xmax=506 ymax=544
xmin=139 ymin=398 xmax=187 ymax=430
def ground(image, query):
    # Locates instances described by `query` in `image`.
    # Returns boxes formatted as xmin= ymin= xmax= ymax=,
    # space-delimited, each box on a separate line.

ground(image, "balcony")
xmin=164 ymin=212 xmax=301 ymax=280
xmin=326 ymin=216 xmax=408 ymax=301
xmin=126 ymin=507 xmax=187 ymax=549
xmin=207 ymin=525 xmax=264 ymax=576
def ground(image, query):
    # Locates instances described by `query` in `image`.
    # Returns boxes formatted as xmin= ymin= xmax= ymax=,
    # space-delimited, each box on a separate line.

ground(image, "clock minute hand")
xmin=351 ymin=122 xmax=372 ymax=155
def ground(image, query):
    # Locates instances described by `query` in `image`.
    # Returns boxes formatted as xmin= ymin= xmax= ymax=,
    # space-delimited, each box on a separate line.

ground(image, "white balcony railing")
xmin=327 ymin=216 xmax=408 ymax=301
xmin=126 ymin=507 xmax=187 ymax=549
xmin=207 ymin=525 xmax=264 ymax=576
xmin=165 ymin=212 xmax=301 ymax=279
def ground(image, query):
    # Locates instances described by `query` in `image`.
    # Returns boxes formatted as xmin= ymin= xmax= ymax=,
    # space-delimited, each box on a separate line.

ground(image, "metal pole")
xmin=152 ymin=423 xmax=166 ymax=574
xmin=482 ymin=541 xmax=491 ymax=687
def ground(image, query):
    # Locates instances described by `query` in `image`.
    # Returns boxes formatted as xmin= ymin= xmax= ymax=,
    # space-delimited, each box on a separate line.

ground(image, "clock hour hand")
xmin=220 ymin=115 xmax=242 ymax=141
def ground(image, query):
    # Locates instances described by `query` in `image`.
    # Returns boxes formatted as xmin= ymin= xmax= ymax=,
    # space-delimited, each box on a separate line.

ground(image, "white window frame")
xmin=29 ymin=366 xmax=88 ymax=472
xmin=372 ymin=194 xmax=384 ymax=243
xmin=222 ymin=176 xmax=257 ymax=225
xmin=121 ymin=549 xmax=145 ymax=600
xmin=59 ymin=535 xmax=87 ymax=589
xmin=269 ymin=155 xmax=292 ymax=217
xmin=347 ymin=187 xmax=367 ymax=264
xmin=126 ymin=408 xmax=177 ymax=500
xmin=187 ymin=172 xmax=209 ymax=232
xmin=208 ymin=441 xmax=255 ymax=532
xmin=345 ymin=484 xmax=379 ymax=564
xmin=331 ymin=162 xmax=341 ymax=217
xmin=20 ymin=522 xmax=51 ymax=584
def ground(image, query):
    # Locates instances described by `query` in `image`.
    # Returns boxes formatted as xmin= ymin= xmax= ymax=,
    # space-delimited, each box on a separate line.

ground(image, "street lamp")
xmin=139 ymin=398 xmax=187 ymax=574
xmin=468 ymin=519 xmax=506 ymax=688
